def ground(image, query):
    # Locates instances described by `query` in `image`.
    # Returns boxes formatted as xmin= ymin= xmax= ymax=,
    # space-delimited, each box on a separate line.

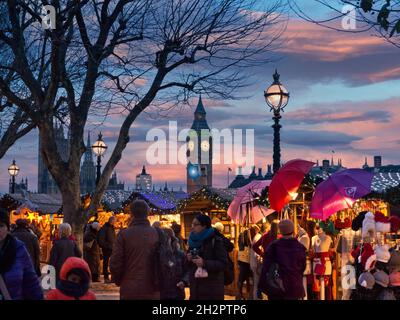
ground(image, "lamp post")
xmin=264 ymin=69 xmax=289 ymax=175
xmin=8 ymin=159 xmax=20 ymax=194
xmin=92 ymin=132 xmax=107 ymax=186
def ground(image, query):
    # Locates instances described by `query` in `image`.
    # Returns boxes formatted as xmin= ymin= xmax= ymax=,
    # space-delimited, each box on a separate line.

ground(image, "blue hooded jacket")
xmin=1 ymin=235 xmax=43 ymax=300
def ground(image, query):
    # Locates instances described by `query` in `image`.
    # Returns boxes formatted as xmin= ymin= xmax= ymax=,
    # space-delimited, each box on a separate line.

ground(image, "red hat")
xmin=361 ymin=243 xmax=376 ymax=271
xmin=374 ymin=211 xmax=388 ymax=223
xmin=389 ymin=216 xmax=400 ymax=233
xmin=375 ymin=211 xmax=391 ymax=233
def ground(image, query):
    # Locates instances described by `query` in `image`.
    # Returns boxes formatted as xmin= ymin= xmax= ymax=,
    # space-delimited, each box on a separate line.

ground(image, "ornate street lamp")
xmin=8 ymin=159 xmax=20 ymax=193
xmin=92 ymin=132 xmax=107 ymax=185
xmin=264 ymin=69 xmax=289 ymax=174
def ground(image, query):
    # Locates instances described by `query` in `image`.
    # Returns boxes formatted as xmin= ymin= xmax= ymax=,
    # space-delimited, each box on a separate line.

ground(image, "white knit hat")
xmin=362 ymin=212 xmax=376 ymax=239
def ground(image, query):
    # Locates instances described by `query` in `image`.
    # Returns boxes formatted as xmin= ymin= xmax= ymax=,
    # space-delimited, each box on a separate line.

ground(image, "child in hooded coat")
xmin=46 ymin=257 xmax=96 ymax=300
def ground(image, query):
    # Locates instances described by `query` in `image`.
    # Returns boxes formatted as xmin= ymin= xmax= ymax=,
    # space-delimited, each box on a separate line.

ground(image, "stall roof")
xmin=122 ymin=190 xmax=189 ymax=212
xmin=7 ymin=193 xmax=62 ymax=214
xmin=372 ymin=172 xmax=400 ymax=192
xmin=102 ymin=190 xmax=132 ymax=211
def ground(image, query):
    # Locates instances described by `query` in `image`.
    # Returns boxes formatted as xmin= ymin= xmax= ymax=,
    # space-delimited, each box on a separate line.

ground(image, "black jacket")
xmin=49 ymin=237 xmax=82 ymax=280
xmin=98 ymin=222 xmax=116 ymax=253
xmin=83 ymin=227 xmax=101 ymax=276
xmin=187 ymin=231 xmax=228 ymax=300
xmin=11 ymin=227 xmax=41 ymax=276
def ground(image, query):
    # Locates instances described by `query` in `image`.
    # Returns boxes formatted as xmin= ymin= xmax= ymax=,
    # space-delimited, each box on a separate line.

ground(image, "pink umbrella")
xmin=310 ymin=169 xmax=374 ymax=221
xmin=228 ymin=180 xmax=272 ymax=224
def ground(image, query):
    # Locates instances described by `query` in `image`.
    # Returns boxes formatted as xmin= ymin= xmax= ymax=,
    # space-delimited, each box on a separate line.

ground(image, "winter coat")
xmin=0 ymin=234 xmax=43 ymax=300
xmin=160 ymin=248 xmax=187 ymax=300
xmin=261 ymin=237 xmax=306 ymax=300
xmin=252 ymin=231 xmax=276 ymax=257
xmin=83 ymin=227 xmax=101 ymax=277
xmin=215 ymin=230 xmax=234 ymax=253
xmin=98 ymin=222 xmax=116 ymax=255
xmin=187 ymin=230 xmax=228 ymax=300
xmin=48 ymin=237 xmax=82 ymax=280
xmin=110 ymin=218 xmax=160 ymax=300
xmin=11 ymin=227 xmax=41 ymax=276
xmin=46 ymin=257 xmax=96 ymax=300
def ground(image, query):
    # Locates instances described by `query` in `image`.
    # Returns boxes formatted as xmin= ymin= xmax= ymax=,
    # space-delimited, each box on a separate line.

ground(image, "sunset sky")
xmin=1 ymin=2 xmax=399 ymax=193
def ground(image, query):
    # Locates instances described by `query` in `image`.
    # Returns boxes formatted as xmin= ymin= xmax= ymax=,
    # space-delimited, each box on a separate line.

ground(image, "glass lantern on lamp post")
xmin=264 ymin=69 xmax=289 ymax=175
xmin=8 ymin=159 xmax=20 ymax=194
xmin=92 ymin=132 xmax=107 ymax=186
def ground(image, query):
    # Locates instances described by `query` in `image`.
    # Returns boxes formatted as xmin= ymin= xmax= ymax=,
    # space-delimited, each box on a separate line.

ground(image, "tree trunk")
xmin=61 ymin=181 xmax=85 ymax=249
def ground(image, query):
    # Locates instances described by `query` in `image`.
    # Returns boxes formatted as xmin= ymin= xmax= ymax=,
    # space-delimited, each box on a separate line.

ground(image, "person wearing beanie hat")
xmin=110 ymin=200 xmax=161 ymax=299
xmin=259 ymin=219 xmax=307 ymax=300
xmin=374 ymin=270 xmax=390 ymax=288
xmin=375 ymin=244 xmax=391 ymax=263
xmin=362 ymin=212 xmax=376 ymax=239
xmin=352 ymin=211 xmax=367 ymax=231
xmin=389 ymin=215 xmax=400 ymax=233
xmin=374 ymin=211 xmax=391 ymax=234
xmin=278 ymin=219 xmax=294 ymax=236
xmin=358 ymin=272 xmax=375 ymax=289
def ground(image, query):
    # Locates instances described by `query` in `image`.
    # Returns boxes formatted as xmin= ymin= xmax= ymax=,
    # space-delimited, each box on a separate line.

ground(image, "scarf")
xmin=0 ymin=234 xmax=17 ymax=274
xmin=188 ymin=227 xmax=215 ymax=250
xmin=57 ymin=280 xmax=89 ymax=299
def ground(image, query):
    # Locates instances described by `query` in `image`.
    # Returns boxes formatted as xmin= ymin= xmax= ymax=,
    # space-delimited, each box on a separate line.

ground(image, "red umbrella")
xmin=269 ymin=159 xmax=315 ymax=212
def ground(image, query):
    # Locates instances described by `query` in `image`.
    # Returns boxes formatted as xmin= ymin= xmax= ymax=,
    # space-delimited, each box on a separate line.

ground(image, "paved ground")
xmin=91 ymin=276 xmax=236 ymax=300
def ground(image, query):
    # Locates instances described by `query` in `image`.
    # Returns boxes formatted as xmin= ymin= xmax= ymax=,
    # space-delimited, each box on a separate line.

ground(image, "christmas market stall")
xmin=119 ymin=190 xmax=189 ymax=228
xmin=0 ymin=192 xmax=63 ymax=263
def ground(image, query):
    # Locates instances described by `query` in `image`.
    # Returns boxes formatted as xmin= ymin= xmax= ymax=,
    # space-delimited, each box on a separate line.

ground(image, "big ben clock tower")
xmin=186 ymin=96 xmax=213 ymax=194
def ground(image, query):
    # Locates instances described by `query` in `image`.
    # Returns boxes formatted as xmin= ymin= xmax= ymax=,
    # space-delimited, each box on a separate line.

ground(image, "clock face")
xmin=201 ymin=140 xmax=210 ymax=152
xmin=188 ymin=141 xmax=195 ymax=151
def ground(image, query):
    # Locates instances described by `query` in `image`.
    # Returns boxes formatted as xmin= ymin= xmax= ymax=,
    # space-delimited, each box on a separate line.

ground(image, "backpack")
xmin=259 ymin=241 xmax=285 ymax=297
xmin=212 ymin=237 xmax=234 ymax=286
xmin=152 ymin=227 xmax=178 ymax=290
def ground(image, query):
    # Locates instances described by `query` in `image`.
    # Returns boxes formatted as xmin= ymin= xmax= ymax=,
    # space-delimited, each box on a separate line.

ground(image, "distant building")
xmin=136 ymin=166 xmax=152 ymax=191
xmin=309 ymin=158 xmax=344 ymax=180
xmin=374 ymin=156 xmax=382 ymax=168
xmin=80 ymin=132 xmax=96 ymax=194
xmin=9 ymin=177 xmax=28 ymax=194
xmin=107 ymin=172 xmax=125 ymax=191
xmin=228 ymin=165 xmax=271 ymax=189
xmin=38 ymin=123 xmax=70 ymax=194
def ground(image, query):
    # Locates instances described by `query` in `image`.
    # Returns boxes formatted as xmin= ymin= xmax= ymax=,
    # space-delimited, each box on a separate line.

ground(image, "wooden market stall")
xmin=0 ymin=192 xmax=63 ymax=263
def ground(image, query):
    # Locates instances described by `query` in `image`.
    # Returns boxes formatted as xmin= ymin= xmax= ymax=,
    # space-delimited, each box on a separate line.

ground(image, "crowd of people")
xmin=3 ymin=200 xmax=399 ymax=301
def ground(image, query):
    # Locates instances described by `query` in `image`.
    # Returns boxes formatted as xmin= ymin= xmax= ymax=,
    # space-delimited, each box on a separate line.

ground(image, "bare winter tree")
xmin=0 ymin=0 xmax=286 ymax=243
xmin=289 ymin=0 xmax=400 ymax=47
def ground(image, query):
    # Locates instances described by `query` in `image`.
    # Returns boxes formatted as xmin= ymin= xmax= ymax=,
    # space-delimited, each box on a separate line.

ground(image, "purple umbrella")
xmin=310 ymin=169 xmax=374 ymax=221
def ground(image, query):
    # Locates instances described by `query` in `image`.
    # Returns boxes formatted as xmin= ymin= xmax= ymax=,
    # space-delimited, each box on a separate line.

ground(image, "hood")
xmin=59 ymin=257 xmax=92 ymax=281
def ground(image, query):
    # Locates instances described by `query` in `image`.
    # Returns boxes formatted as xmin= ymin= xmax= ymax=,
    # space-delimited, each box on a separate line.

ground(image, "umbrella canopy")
xmin=269 ymin=159 xmax=315 ymax=212
xmin=310 ymin=169 xmax=374 ymax=221
xmin=228 ymin=180 xmax=271 ymax=224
